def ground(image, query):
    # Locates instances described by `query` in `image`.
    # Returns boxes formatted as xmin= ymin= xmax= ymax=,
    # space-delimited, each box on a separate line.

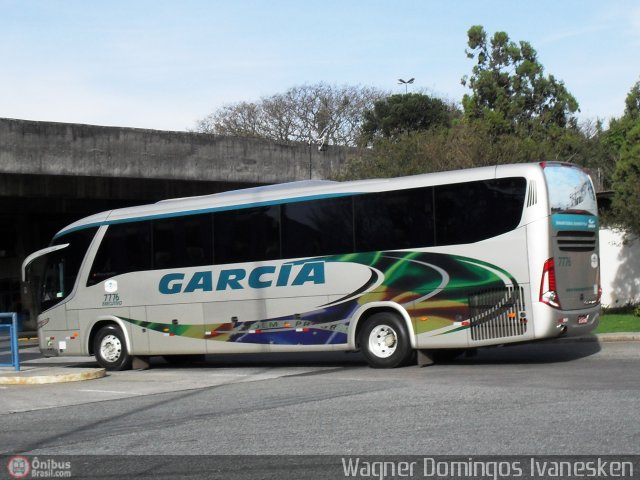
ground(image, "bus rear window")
xmin=543 ymin=164 xmax=597 ymax=216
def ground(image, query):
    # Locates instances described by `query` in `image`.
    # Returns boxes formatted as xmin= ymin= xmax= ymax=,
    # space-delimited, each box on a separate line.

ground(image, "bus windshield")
xmin=32 ymin=228 xmax=98 ymax=315
xmin=543 ymin=163 xmax=597 ymax=216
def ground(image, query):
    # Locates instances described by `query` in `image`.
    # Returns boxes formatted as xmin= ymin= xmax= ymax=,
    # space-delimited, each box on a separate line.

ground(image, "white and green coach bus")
xmin=22 ymin=162 xmax=601 ymax=370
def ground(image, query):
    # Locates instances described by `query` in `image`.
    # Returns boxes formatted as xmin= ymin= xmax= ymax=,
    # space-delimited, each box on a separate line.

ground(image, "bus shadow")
xmin=450 ymin=337 xmax=602 ymax=365
xmin=154 ymin=338 xmax=602 ymax=369
xmin=155 ymin=351 xmax=369 ymax=369
xmin=13 ymin=339 xmax=603 ymax=370
xmin=13 ymin=351 xmax=48 ymax=362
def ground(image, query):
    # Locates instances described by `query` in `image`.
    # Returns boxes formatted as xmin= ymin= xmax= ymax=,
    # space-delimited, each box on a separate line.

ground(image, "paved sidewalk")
xmin=0 ymin=365 xmax=105 ymax=385
xmin=2 ymin=334 xmax=104 ymax=385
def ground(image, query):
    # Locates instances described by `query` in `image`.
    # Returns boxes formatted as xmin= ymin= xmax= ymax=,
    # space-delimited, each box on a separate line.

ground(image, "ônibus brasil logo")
xmin=6 ymin=456 xmax=30 ymax=479
xmin=6 ymin=456 xmax=72 ymax=478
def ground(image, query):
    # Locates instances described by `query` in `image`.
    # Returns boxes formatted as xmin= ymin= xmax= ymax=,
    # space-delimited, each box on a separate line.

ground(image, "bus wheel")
xmin=359 ymin=312 xmax=413 ymax=368
xmin=94 ymin=325 xmax=133 ymax=371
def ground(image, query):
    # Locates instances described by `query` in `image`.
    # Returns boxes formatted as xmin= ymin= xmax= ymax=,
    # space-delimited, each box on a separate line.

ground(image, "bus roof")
xmin=53 ymin=162 xmax=567 ymax=238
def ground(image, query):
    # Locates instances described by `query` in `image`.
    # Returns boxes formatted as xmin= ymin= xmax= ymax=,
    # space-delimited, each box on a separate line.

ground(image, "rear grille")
xmin=557 ymin=231 xmax=596 ymax=252
xmin=469 ymin=286 xmax=527 ymax=341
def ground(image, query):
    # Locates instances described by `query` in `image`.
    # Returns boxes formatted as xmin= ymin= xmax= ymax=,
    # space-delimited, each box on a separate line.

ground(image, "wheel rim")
xmin=100 ymin=334 xmax=122 ymax=363
xmin=368 ymin=324 xmax=398 ymax=358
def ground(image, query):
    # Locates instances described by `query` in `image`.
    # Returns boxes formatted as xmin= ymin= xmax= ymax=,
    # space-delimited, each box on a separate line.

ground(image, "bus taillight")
xmin=540 ymin=258 xmax=561 ymax=309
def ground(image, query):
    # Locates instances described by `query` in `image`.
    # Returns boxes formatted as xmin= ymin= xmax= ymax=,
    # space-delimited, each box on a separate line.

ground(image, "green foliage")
xmin=595 ymin=313 xmax=640 ymax=333
xmin=603 ymin=78 xmax=640 ymax=157
xmin=341 ymin=115 xmax=612 ymax=182
xmin=360 ymin=93 xmax=457 ymax=143
xmin=625 ymin=80 xmax=640 ymax=118
xmin=461 ymin=25 xmax=579 ymax=139
xmin=340 ymin=25 xmax=616 ymax=184
xmin=340 ymin=120 xmax=572 ymax=180
xmin=611 ymin=119 xmax=640 ymax=236
xmin=605 ymin=79 xmax=640 ymax=235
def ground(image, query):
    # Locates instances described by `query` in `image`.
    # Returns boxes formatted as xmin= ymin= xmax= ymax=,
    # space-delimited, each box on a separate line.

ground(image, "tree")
xmin=624 ymin=79 xmax=640 ymax=118
xmin=195 ymin=83 xmax=386 ymax=147
xmin=339 ymin=26 xmax=611 ymax=183
xmin=340 ymin=120 xmax=553 ymax=180
xmin=461 ymin=25 xmax=579 ymax=138
xmin=360 ymin=93 xmax=458 ymax=143
xmin=611 ymin=123 xmax=640 ymax=236
xmin=610 ymin=79 xmax=640 ymax=236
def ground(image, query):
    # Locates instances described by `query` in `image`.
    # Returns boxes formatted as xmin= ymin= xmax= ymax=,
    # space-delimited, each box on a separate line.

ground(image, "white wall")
xmin=599 ymin=228 xmax=640 ymax=307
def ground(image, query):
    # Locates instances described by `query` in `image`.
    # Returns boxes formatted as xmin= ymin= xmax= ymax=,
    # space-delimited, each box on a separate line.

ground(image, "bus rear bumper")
xmin=561 ymin=310 xmax=600 ymax=337
xmin=534 ymin=305 xmax=601 ymax=339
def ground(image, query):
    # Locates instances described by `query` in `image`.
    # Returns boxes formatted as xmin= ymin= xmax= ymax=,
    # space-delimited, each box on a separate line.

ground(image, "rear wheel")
xmin=359 ymin=312 xmax=413 ymax=368
xmin=94 ymin=325 xmax=132 ymax=371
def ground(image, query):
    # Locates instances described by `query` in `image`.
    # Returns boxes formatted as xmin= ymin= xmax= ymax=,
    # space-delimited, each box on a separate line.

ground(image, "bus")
xmin=21 ymin=162 xmax=601 ymax=370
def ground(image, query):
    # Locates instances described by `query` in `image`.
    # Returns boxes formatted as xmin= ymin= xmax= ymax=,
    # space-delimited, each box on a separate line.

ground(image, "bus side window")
xmin=282 ymin=197 xmax=354 ymax=258
xmin=214 ymin=206 xmax=280 ymax=264
xmin=355 ymin=187 xmax=435 ymax=252
xmin=152 ymin=214 xmax=213 ymax=269
xmin=87 ymin=222 xmax=152 ymax=285
xmin=434 ymin=178 xmax=526 ymax=246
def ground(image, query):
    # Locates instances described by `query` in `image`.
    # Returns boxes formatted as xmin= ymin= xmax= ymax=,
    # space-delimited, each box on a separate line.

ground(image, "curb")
xmin=0 ymin=367 xmax=106 ymax=385
xmin=596 ymin=333 xmax=640 ymax=342
xmin=548 ymin=333 xmax=640 ymax=343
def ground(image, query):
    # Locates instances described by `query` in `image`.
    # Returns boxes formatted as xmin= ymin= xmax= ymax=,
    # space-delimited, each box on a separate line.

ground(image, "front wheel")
xmin=94 ymin=325 xmax=132 ymax=371
xmin=359 ymin=312 xmax=413 ymax=368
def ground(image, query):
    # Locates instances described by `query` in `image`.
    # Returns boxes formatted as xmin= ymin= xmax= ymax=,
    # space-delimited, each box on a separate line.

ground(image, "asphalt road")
xmin=1 ymin=341 xmax=638 ymax=478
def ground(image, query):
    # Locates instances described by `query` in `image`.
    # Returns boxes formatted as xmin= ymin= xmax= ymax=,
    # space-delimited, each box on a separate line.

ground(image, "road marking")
xmin=79 ymin=389 xmax=141 ymax=395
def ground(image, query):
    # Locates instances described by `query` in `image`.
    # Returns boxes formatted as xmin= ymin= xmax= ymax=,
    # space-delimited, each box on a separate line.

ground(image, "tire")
xmin=94 ymin=325 xmax=133 ymax=371
xmin=359 ymin=312 xmax=413 ymax=368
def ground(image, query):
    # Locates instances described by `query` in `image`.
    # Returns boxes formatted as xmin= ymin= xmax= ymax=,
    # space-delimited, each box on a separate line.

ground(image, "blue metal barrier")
xmin=0 ymin=312 xmax=20 ymax=371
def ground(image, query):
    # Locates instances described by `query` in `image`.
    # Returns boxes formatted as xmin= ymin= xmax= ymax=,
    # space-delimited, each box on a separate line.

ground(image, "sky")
xmin=1 ymin=0 xmax=639 ymax=132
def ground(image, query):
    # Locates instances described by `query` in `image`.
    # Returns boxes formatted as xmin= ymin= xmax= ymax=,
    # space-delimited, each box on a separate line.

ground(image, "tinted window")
xmin=355 ymin=187 xmax=434 ymax=252
xmin=282 ymin=197 xmax=353 ymax=258
xmin=214 ymin=206 xmax=280 ymax=264
xmin=153 ymin=214 xmax=213 ymax=269
xmin=88 ymin=222 xmax=152 ymax=285
xmin=435 ymin=178 xmax=526 ymax=245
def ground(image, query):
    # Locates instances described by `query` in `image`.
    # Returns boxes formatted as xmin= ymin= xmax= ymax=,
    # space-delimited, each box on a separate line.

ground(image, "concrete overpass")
xmin=0 ymin=117 xmax=347 ymax=326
